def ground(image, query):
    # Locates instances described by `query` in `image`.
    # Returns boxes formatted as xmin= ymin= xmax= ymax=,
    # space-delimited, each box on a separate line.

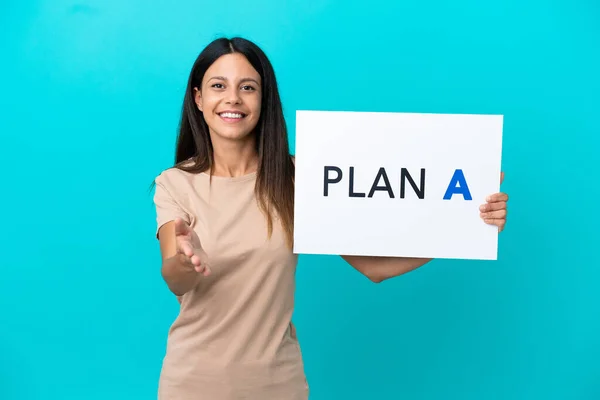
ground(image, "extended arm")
xmin=158 ymin=220 xmax=206 ymax=296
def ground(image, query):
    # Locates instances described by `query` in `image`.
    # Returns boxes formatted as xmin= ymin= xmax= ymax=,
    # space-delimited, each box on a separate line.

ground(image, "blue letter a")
xmin=443 ymin=169 xmax=472 ymax=200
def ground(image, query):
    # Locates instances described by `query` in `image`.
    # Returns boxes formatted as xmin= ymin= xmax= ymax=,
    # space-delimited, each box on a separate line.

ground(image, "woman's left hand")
xmin=480 ymin=172 xmax=509 ymax=233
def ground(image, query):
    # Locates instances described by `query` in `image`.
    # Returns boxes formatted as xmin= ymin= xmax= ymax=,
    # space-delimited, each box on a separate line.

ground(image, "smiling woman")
xmin=151 ymin=36 xmax=509 ymax=400
xmin=152 ymin=37 xmax=304 ymax=400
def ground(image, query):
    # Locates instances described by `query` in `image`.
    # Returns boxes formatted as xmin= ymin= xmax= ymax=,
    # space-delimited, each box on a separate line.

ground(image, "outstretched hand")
xmin=174 ymin=217 xmax=211 ymax=276
xmin=480 ymin=172 xmax=509 ymax=232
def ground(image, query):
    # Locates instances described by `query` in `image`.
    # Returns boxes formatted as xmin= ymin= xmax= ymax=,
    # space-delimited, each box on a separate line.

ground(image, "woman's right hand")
xmin=174 ymin=217 xmax=211 ymax=276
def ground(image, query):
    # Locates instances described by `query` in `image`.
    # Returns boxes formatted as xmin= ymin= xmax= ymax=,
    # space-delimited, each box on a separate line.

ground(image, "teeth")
xmin=220 ymin=112 xmax=243 ymax=119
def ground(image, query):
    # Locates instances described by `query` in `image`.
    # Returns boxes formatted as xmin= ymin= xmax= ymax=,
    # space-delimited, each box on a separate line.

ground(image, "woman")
xmin=153 ymin=37 xmax=509 ymax=399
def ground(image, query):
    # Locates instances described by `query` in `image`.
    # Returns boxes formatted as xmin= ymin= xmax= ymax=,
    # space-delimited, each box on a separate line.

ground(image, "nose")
xmin=225 ymin=87 xmax=242 ymax=104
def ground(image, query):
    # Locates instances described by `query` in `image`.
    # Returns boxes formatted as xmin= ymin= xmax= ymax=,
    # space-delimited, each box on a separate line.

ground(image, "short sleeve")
xmin=153 ymin=173 xmax=191 ymax=237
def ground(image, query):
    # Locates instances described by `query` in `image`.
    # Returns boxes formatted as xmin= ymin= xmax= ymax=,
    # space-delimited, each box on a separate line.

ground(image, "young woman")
xmin=153 ymin=37 xmax=509 ymax=399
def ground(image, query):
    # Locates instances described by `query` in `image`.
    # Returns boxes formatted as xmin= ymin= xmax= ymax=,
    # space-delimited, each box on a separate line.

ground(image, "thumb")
xmin=174 ymin=217 xmax=189 ymax=236
xmin=500 ymin=171 xmax=505 ymax=185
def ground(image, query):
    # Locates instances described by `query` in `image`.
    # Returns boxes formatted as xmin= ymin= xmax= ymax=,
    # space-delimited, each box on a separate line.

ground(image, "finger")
xmin=196 ymin=264 xmax=211 ymax=276
xmin=190 ymin=246 xmax=210 ymax=275
xmin=479 ymin=201 xmax=507 ymax=212
xmin=190 ymin=254 xmax=203 ymax=267
xmin=480 ymin=209 xmax=507 ymax=220
xmin=486 ymin=192 xmax=509 ymax=203
xmin=483 ymin=218 xmax=506 ymax=231
xmin=191 ymin=244 xmax=209 ymax=263
xmin=190 ymin=254 xmax=211 ymax=274
xmin=500 ymin=171 xmax=505 ymax=184
xmin=179 ymin=241 xmax=194 ymax=258
xmin=197 ymin=260 xmax=211 ymax=275
xmin=190 ymin=257 xmax=204 ymax=273
xmin=175 ymin=252 xmax=194 ymax=269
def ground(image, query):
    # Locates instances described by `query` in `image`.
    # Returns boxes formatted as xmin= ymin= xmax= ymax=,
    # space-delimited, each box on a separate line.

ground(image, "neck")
xmin=210 ymin=133 xmax=259 ymax=177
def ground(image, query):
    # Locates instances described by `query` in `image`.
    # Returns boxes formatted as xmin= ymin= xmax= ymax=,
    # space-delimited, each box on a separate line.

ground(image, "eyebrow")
xmin=208 ymin=76 xmax=260 ymax=85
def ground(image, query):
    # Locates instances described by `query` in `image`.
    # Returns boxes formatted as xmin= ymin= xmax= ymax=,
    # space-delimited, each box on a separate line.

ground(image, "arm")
xmin=153 ymin=174 xmax=210 ymax=297
xmin=343 ymin=172 xmax=509 ymax=283
xmin=158 ymin=220 xmax=206 ymax=296
xmin=342 ymin=255 xmax=433 ymax=283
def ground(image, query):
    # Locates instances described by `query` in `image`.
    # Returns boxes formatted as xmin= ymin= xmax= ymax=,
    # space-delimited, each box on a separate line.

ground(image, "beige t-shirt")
xmin=153 ymin=166 xmax=308 ymax=400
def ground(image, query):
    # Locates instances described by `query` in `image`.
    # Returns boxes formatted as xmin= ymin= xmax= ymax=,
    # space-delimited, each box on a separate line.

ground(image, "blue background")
xmin=1 ymin=0 xmax=599 ymax=399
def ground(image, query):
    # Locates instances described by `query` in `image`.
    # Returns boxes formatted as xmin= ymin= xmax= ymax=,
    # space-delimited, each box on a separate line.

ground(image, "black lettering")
xmin=349 ymin=166 xmax=365 ymax=197
xmin=368 ymin=167 xmax=395 ymax=198
xmin=323 ymin=166 xmax=342 ymax=196
xmin=400 ymin=168 xmax=426 ymax=199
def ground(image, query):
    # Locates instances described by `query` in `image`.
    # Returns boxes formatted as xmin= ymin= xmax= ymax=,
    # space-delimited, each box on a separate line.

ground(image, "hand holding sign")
xmin=480 ymin=171 xmax=508 ymax=232
xmin=174 ymin=217 xmax=211 ymax=276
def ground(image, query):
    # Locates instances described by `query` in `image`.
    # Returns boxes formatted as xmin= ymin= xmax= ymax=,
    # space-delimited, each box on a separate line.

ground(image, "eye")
xmin=211 ymin=83 xmax=224 ymax=89
xmin=241 ymin=85 xmax=256 ymax=91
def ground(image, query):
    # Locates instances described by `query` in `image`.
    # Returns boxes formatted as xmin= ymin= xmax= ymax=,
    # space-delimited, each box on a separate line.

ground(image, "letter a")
xmin=443 ymin=169 xmax=472 ymax=200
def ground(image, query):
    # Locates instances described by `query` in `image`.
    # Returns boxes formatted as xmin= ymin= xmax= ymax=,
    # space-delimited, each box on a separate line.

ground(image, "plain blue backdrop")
xmin=1 ymin=0 xmax=599 ymax=399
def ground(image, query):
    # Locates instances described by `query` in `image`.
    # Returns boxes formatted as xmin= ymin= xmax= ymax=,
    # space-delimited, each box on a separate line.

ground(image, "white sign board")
xmin=293 ymin=110 xmax=503 ymax=260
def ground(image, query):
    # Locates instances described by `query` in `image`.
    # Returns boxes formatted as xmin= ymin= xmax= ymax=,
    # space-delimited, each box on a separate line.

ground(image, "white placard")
xmin=293 ymin=110 xmax=503 ymax=260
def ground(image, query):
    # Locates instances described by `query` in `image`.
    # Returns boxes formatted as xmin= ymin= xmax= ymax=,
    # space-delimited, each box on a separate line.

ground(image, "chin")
xmin=213 ymin=127 xmax=255 ymax=142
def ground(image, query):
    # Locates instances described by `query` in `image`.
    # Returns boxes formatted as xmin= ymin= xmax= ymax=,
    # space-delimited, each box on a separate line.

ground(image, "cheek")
xmin=200 ymin=97 xmax=218 ymax=114
xmin=249 ymin=96 xmax=262 ymax=116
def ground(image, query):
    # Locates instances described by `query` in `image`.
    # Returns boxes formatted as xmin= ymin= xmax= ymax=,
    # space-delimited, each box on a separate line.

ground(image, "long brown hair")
xmin=173 ymin=37 xmax=295 ymax=248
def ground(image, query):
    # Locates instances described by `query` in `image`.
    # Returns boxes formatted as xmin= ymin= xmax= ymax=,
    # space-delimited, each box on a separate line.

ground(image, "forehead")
xmin=204 ymin=53 xmax=261 ymax=81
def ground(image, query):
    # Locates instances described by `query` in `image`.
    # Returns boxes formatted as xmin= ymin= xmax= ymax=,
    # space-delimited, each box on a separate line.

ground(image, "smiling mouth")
xmin=218 ymin=111 xmax=247 ymax=121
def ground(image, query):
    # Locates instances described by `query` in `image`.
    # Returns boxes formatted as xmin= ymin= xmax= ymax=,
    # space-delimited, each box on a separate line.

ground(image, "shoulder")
xmin=155 ymin=167 xmax=191 ymax=189
xmin=155 ymin=159 xmax=199 ymax=186
xmin=154 ymin=165 xmax=205 ymax=204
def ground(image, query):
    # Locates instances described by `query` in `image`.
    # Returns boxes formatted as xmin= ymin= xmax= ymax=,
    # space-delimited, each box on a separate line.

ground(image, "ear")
xmin=193 ymin=87 xmax=203 ymax=111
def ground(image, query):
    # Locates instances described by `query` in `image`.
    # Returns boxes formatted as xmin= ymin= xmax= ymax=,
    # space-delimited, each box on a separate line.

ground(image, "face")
xmin=194 ymin=53 xmax=262 ymax=142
